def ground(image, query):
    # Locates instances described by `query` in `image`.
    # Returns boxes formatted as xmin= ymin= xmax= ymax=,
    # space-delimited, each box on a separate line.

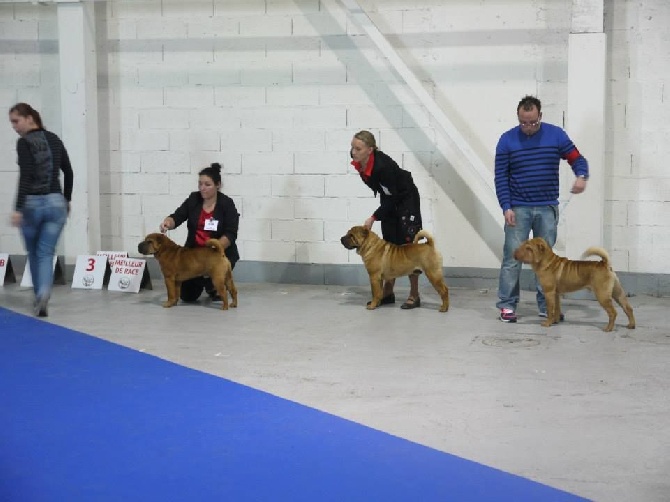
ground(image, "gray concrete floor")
xmin=1 ymin=281 xmax=669 ymax=502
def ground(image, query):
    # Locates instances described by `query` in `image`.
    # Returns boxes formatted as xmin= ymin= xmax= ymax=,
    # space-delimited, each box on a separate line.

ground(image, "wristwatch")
xmin=578 ymin=174 xmax=589 ymax=180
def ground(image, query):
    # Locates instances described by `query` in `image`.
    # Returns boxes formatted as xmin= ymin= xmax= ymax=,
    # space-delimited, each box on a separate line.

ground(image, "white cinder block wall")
xmin=0 ymin=1 xmax=668 ymax=280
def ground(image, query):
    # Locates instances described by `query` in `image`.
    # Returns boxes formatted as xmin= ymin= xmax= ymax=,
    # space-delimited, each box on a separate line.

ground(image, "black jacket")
xmin=15 ymin=129 xmax=73 ymax=211
xmin=169 ymin=191 xmax=240 ymax=266
xmin=360 ymin=150 xmax=419 ymax=221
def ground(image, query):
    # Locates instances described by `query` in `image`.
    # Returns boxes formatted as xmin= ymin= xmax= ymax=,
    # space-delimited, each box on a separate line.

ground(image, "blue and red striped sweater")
xmin=494 ymin=122 xmax=588 ymax=213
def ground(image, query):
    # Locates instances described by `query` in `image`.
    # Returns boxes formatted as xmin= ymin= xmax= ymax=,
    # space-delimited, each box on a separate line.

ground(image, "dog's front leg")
xmin=553 ymin=292 xmax=562 ymax=324
xmin=163 ymin=278 xmax=179 ymax=307
xmin=542 ymin=287 xmax=558 ymax=327
xmin=367 ymin=274 xmax=383 ymax=309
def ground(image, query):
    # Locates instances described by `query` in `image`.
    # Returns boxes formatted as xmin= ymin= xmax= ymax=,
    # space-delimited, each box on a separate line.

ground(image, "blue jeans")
xmin=496 ymin=205 xmax=558 ymax=313
xmin=20 ymin=194 xmax=68 ymax=300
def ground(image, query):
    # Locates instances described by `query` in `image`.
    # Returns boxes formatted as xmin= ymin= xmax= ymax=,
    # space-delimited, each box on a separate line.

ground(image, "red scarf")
xmin=351 ymin=151 xmax=375 ymax=181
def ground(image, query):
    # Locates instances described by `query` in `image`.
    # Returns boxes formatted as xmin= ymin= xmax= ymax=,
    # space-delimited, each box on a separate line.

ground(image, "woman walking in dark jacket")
xmin=350 ymin=130 xmax=423 ymax=309
xmin=10 ymin=103 xmax=73 ymax=317
xmin=159 ymin=163 xmax=240 ymax=303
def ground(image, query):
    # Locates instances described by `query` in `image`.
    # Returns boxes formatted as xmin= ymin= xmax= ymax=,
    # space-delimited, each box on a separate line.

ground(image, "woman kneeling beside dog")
xmin=159 ymin=163 xmax=239 ymax=303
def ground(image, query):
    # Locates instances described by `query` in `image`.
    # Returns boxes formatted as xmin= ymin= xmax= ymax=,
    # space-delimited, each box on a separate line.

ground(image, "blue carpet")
xmin=0 ymin=307 xmax=587 ymax=502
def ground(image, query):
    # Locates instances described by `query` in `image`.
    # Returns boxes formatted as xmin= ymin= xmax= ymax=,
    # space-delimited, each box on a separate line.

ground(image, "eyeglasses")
xmin=519 ymin=120 xmax=541 ymax=128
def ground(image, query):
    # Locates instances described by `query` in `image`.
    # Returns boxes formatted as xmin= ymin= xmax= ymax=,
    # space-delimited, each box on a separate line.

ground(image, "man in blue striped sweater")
xmin=494 ymin=95 xmax=589 ymax=323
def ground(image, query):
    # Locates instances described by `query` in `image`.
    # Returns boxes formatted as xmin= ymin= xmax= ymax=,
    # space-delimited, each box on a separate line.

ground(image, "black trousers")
xmin=180 ymin=262 xmax=237 ymax=302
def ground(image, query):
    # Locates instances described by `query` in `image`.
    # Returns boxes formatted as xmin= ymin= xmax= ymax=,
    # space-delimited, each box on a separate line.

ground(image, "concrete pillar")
xmin=564 ymin=0 xmax=606 ymax=257
xmin=56 ymin=0 xmax=101 ymax=260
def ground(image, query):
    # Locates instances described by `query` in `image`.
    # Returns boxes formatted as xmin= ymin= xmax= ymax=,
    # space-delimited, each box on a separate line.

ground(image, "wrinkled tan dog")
xmin=514 ymin=237 xmax=635 ymax=331
xmin=137 ymin=233 xmax=237 ymax=310
xmin=340 ymin=226 xmax=449 ymax=312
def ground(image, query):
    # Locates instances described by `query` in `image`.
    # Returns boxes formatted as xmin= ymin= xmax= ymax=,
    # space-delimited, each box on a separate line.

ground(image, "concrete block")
xmin=187 ymin=107 xmax=241 ymax=131
xmin=225 ymin=175 xmax=272 ymax=197
xmin=168 ymin=131 xmax=220 ymax=152
xmin=161 ymin=0 xmax=214 ymax=18
xmin=272 ymin=130 xmax=326 ymax=153
xmin=294 ymin=151 xmax=345 ymax=175
xmin=272 ymin=219 xmax=324 ymax=242
xmin=101 ymin=151 xmax=141 ymax=174
xmin=137 ymin=19 xmax=187 ymax=39
xmin=240 ymin=61 xmax=293 ymax=86
xmin=242 ymin=152 xmax=293 ymax=175
xmin=221 ymin=129 xmax=272 ymax=153
xmin=292 ymin=12 xmax=347 ymax=37
xmin=292 ymin=106 xmax=347 ymax=129
xmin=325 ymin=174 xmax=371 ymax=198
xmin=140 ymin=152 xmax=190 ymax=174
xmin=240 ymin=16 xmax=291 ymax=37
xmin=240 ymin=218 xmax=272 ymax=241
xmin=240 ymin=107 xmax=295 ymax=129
xmin=267 ymin=86 xmax=319 ymax=106
xmin=139 ymin=109 xmax=190 ymax=130
xmin=272 ymin=174 xmax=324 ymax=197
xmin=293 ymin=60 xmax=347 ymax=84
xmin=187 ymin=18 xmax=239 ymax=38
xmin=120 ymin=130 xmax=169 ymax=152
xmin=348 ymin=104 xmax=404 ymax=129
xmin=296 ymin=241 xmax=349 ymax=264
xmin=242 ymin=240 xmax=296 ymax=262
xmin=214 ymin=86 xmax=266 ymax=106
xmin=244 ymin=196 xmax=294 ymax=221
xmin=101 ymin=172 xmax=170 ymax=195
xmin=110 ymin=1 xmax=162 ymax=19
xmin=164 ymin=86 xmax=215 ymax=108
xmin=213 ymin=0 xmax=265 ymax=17
xmin=294 ymin=197 xmax=348 ymax=220
xmin=138 ymin=65 xmax=189 ymax=87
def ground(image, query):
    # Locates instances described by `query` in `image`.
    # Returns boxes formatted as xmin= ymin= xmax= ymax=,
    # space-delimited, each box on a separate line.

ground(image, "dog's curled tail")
xmin=204 ymin=239 xmax=225 ymax=255
xmin=581 ymin=247 xmax=610 ymax=267
xmin=413 ymin=229 xmax=435 ymax=246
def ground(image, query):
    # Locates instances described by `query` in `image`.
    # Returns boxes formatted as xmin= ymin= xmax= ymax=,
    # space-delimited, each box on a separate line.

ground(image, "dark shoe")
xmin=499 ymin=308 xmax=517 ymax=323
xmin=539 ymin=312 xmax=565 ymax=322
xmin=367 ymin=293 xmax=395 ymax=306
xmin=34 ymin=297 xmax=48 ymax=317
xmin=207 ymin=290 xmax=222 ymax=302
xmin=400 ymin=296 xmax=421 ymax=309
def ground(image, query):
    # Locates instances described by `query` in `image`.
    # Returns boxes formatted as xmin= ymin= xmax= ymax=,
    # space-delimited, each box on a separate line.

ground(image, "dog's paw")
xmin=541 ymin=320 xmax=553 ymax=327
xmin=162 ymin=301 xmax=175 ymax=308
xmin=366 ymin=303 xmax=378 ymax=310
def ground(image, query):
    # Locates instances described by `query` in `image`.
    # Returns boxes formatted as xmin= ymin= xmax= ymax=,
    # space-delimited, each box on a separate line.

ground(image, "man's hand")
xmin=504 ymin=209 xmax=516 ymax=227
xmin=571 ymin=176 xmax=587 ymax=194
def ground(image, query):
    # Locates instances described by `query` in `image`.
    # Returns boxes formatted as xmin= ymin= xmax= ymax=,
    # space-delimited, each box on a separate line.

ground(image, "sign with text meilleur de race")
xmin=71 ymin=255 xmax=108 ymax=290
xmin=20 ymin=256 xmax=65 ymax=288
xmin=107 ymin=257 xmax=149 ymax=294
xmin=0 ymin=253 xmax=17 ymax=285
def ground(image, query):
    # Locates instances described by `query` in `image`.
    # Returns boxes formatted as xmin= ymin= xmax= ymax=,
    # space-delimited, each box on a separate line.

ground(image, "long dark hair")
xmin=9 ymin=103 xmax=44 ymax=129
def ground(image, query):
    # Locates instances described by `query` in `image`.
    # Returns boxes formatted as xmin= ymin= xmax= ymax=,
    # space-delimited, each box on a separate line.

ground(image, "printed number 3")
xmin=86 ymin=258 xmax=95 ymax=271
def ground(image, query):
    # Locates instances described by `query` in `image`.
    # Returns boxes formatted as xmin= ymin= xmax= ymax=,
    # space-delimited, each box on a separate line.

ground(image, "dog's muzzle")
xmin=137 ymin=241 xmax=151 ymax=255
xmin=340 ymin=235 xmax=356 ymax=250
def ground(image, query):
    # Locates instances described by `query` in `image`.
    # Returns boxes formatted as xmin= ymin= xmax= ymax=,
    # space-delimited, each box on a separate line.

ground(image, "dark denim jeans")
xmin=21 ymin=194 xmax=68 ymax=301
xmin=496 ymin=205 xmax=558 ymax=313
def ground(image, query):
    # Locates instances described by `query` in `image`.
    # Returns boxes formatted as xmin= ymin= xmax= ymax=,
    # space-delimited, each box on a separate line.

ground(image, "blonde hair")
xmin=353 ymin=130 xmax=378 ymax=150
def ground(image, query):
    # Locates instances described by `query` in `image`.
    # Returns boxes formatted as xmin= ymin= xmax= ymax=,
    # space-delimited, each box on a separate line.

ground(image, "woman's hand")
xmin=160 ymin=217 xmax=174 ymax=233
xmin=10 ymin=211 xmax=22 ymax=227
xmin=363 ymin=216 xmax=375 ymax=230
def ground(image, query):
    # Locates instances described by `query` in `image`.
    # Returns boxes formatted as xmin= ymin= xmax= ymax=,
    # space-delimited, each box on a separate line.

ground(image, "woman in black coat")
xmin=160 ymin=163 xmax=239 ymax=302
xmin=350 ymin=130 xmax=423 ymax=309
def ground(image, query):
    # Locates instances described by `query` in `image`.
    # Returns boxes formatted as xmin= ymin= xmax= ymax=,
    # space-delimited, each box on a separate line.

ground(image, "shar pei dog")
xmin=514 ymin=237 xmax=635 ymax=332
xmin=138 ymin=233 xmax=237 ymax=310
xmin=340 ymin=225 xmax=449 ymax=312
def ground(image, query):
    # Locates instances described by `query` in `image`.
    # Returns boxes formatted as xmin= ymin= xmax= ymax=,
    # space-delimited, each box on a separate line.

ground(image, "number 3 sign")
xmin=71 ymin=255 xmax=108 ymax=290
